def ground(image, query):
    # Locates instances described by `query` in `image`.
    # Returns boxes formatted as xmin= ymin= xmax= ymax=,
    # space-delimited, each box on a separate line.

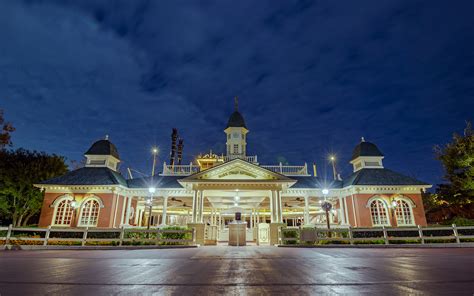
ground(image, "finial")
xmin=234 ymin=96 xmax=239 ymax=111
xmin=361 ymin=137 xmax=365 ymax=142
xmin=105 ymin=134 xmax=109 ymax=140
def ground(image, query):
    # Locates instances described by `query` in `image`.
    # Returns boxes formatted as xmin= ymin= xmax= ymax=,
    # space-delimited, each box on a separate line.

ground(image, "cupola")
xmin=349 ymin=137 xmax=384 ymax=172
xmin=224 ymin=97 xmax=249 ymax=157
xmin=84 ymin=135 xmax=121 ymax=171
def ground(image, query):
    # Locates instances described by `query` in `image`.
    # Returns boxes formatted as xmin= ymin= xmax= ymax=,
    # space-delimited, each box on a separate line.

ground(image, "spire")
xmin=234 ymin=96 xmax=239 ymax=111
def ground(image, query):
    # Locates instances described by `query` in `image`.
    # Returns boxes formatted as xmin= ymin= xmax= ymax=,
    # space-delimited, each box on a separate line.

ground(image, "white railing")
xmin=279 ymin=224 xmax=474 ymax=245
xmin=0 ymin=225 xmax=195 ymax=247
xmin=161 ymin=162 xmax=200 ymax=176
xmin=223 ymin=155 xmax=258 ymax=163
xmin=261 ymin=163 xmax=309 ymax=176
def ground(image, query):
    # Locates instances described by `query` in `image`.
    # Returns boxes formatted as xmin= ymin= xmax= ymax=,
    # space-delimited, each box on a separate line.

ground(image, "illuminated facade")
xmin=36 ymin=103 xmax=431 ymax=245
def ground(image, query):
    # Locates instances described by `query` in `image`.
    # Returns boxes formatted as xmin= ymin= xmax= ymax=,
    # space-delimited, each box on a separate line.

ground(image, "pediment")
xmin=180 ymin=159 xmax=293 ymax=182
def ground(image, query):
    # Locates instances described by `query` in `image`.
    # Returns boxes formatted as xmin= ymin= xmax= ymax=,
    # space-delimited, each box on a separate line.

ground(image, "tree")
xmin=0 ymin=109 xmax=15 ymax=149
xmin=0 ymin=149 xmax=68 ymax=226
xmin=435 ymin=122 xmax=474 ymax=204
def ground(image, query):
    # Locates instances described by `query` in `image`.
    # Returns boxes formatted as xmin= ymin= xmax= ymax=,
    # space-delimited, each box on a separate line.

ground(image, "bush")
xmin=160 ymin=226 xmax=191 ymax=245
xmin=449 ymin=217 xmax=474 ymax=226
xmin=282 ymin=229 xmax=299 ymax=245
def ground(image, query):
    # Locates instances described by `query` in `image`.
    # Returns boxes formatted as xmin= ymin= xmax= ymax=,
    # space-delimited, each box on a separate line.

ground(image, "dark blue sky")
xmin=1 ymin=0 xmax=473 ymax=186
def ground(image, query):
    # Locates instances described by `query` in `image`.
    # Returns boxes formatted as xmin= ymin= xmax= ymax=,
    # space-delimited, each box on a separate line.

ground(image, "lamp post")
xmin=329 ymin=155 xmax=337 ymax=180
xmin=151 ymin=147 xmax=159 ymax=177
xmin=390 ymin=199 xmax=398 ymax=226
xmin=70 ymin=198 xmax=78 ymax=227
xmin=321 ymin=188 xmax=332 ymax=237
xmin=147 ymin=187 xmax=156 ymax=230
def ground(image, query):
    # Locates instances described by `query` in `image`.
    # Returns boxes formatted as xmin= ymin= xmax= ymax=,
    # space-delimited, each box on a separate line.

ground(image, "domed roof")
xmin=226 ymin=111 xmax=247 ymax=129
xmin=85 ymin=138 xmax=120 ymax=159
xmin=351 ymin=138 xmax=383 ymax=160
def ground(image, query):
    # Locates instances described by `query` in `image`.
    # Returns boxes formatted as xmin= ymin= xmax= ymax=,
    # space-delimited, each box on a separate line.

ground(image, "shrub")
xmin=160 ymin=226 xmax=191 ymax=245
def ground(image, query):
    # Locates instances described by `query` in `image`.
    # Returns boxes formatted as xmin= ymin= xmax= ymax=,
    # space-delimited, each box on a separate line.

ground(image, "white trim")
xmin=77 ymin=196 xmax=102 ymax=227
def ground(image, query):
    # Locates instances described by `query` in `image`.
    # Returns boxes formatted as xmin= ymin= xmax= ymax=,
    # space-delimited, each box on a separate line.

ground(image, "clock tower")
xmin=224 ymin=97 xmax=248 ymax=158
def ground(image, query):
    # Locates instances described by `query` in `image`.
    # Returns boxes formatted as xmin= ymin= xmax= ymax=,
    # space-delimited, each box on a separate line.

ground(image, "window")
xmin=78 ymin=199 xmax=100 ymax=227
xmin=53 ymin=198 xmax=74 ymax=226
xmin=233 ymin=144 xmax=239 ymax=154
xmin=395 ymin=200 xmax=413 ymax=225
xmin=370 ymin=199 xmax=390 ymax=226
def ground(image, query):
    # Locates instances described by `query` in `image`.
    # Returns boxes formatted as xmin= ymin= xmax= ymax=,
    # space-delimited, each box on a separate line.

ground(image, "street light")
xmin=151 ymin=146 xmax=159 ymax=176
xmin=147 ymin=187 xmax=156 ymax=230
xmin=321 ymin=188 xmax=332 ymax=237
xmin=329 ymin=155 xmax=337 ymax=180
xmin=70 ymin=198 xmax=78 ymax=227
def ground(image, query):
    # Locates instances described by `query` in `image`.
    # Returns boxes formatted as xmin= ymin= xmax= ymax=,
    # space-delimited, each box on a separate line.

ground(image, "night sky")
xmin=1 ymin=0 xmax=473 ymax=186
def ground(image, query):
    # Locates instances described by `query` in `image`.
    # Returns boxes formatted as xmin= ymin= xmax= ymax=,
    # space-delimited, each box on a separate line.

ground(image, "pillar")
xmin=125 ymin=196 xmax=132 ymax=225
xmin=120 ymin=194 xmax=127 ymax=226
xmin=269 ymin=191 xmax=274 ymax=223
xmin=304 ymin=195 xmax=310 ymax=225
xmin=161 ymin=195 xmax=168 ymax=226
xmin=338 ymin=196 xmax=346 ymax=224
xmin=199 ymin=190 xmax=204 ymax=223
xmin=192 ymin=190 xmax=197 ymax=223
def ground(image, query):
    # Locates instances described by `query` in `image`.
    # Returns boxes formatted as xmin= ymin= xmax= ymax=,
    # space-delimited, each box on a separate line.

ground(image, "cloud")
xmin=1 ymin=0 xmax=473 ymax=185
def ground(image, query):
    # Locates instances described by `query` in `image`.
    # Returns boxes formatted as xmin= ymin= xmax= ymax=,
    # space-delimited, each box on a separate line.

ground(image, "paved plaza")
xmin=0 ymin=246 xmax=473 ymax=295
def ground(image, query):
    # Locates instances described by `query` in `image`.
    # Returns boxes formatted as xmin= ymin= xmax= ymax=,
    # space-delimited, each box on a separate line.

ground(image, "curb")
xmin=278 ymin=243 xmax=474 ymax=248
xmin=1 ymin=245 xmax=198 ymax=251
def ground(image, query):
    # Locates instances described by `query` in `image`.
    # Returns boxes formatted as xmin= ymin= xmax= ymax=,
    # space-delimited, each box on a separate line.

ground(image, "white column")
xmin=250 ymin=209 xmax=254 ymax=229
xmin=125 ymin=196 xmax=132 ymax=225
xmin=161 ymin=195 xmax=168 ymax=226
xmin=277 ymin=191 xmax=283 ymax=223
xmin=304 ymin=195 xmax=310 ymax=225
xmin=199 ymin=190 xmax=204 ymax=223
xmin=269 ymin=191 xmax=274 ymax=223
xmin=120 ymin=194 xmax=127 ymax=226
xmin=192 ymin=190 xmax=197 ymax=223
xmin=339 ymin=196 xmax=346 ymax=224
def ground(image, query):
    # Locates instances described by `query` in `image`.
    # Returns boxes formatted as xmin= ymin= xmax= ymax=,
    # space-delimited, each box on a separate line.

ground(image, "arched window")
xmin=395 ymin=199 xmax=414 ymax=225
xmin=53 ymin=198 xmax=74 ymax=226
xmin=370 ymin=199 xmax=390 ymax=226
xmin=78 ymin=199 xmax=100 ymax=227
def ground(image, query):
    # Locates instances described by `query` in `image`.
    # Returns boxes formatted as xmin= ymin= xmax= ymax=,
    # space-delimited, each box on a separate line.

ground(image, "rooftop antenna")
xmin=234 ymin=96 xmax=239 ymax=111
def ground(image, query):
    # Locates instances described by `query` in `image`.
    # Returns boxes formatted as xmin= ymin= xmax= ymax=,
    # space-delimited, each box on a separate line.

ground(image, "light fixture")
xmin=234 ymin=202 xmax=238 ymax=207
xmin=146 ymin=198 xmax=152 ymax=205
xmin=234 ymin=195 xmax=240 ymax=201
xmin=322 ymin=188 xmax=329 ymax=195
xmin=151 ymin=147 xmax=159 ymax=155
xmin=70 ymin=200 xmax=77 ymax=208
xmin=391 ymin=200 xmax=398 ymax=208
xmin=329 ymin=155 xmax=336 ymax=161
xmin=148 ymin=187 xmax=156 ymax=194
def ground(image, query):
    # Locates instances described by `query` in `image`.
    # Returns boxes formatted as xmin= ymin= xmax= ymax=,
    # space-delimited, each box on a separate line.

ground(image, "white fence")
xmin=280 ymin=224 xmax=474 ymax=245
xmin=261 ymin=163 xmax=309 ymax=176
xmin=0 ymin=225 xmax=195 ymax=247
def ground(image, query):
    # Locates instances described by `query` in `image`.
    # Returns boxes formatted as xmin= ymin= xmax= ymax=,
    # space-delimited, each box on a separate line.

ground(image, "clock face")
xmin=233 ymin=133 xmax=239 ymax=138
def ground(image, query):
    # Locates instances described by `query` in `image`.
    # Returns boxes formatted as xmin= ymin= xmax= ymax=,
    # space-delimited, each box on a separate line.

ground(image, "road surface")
xmin=0 ymin=246 xmax=473 ymax=295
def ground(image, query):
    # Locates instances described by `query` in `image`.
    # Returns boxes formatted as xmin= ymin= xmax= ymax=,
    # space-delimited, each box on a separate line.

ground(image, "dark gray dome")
xmin=85 ymin=139 xmax=120 ymax=159
xmin=226 ymin=111 xmax=247 ymax=129
xmin=351 ymin=140 xmax=383 ymax=160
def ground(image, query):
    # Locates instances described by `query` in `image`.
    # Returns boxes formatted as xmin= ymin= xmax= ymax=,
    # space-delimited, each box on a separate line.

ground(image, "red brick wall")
xmin=38 ymin=191 xmax=117 ymax=228
xmin=347 ymin=193 xmax=427 ymax=227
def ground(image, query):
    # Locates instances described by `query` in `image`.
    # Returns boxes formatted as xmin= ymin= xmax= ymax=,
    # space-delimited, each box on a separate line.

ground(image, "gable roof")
xmin=180 ymin=158 xmax=295 ymax=183
xmin=39 ymin=167 xmax=127 ymax=186
xmin=343 ymin=168 xmax=429 ymax=187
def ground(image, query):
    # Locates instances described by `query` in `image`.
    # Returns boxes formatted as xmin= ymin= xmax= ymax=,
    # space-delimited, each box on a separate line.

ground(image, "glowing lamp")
xmin=322 ymin=188 xmax=329 ymax=195
xmin=148 ymin=187 xmax=156 ymax=194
